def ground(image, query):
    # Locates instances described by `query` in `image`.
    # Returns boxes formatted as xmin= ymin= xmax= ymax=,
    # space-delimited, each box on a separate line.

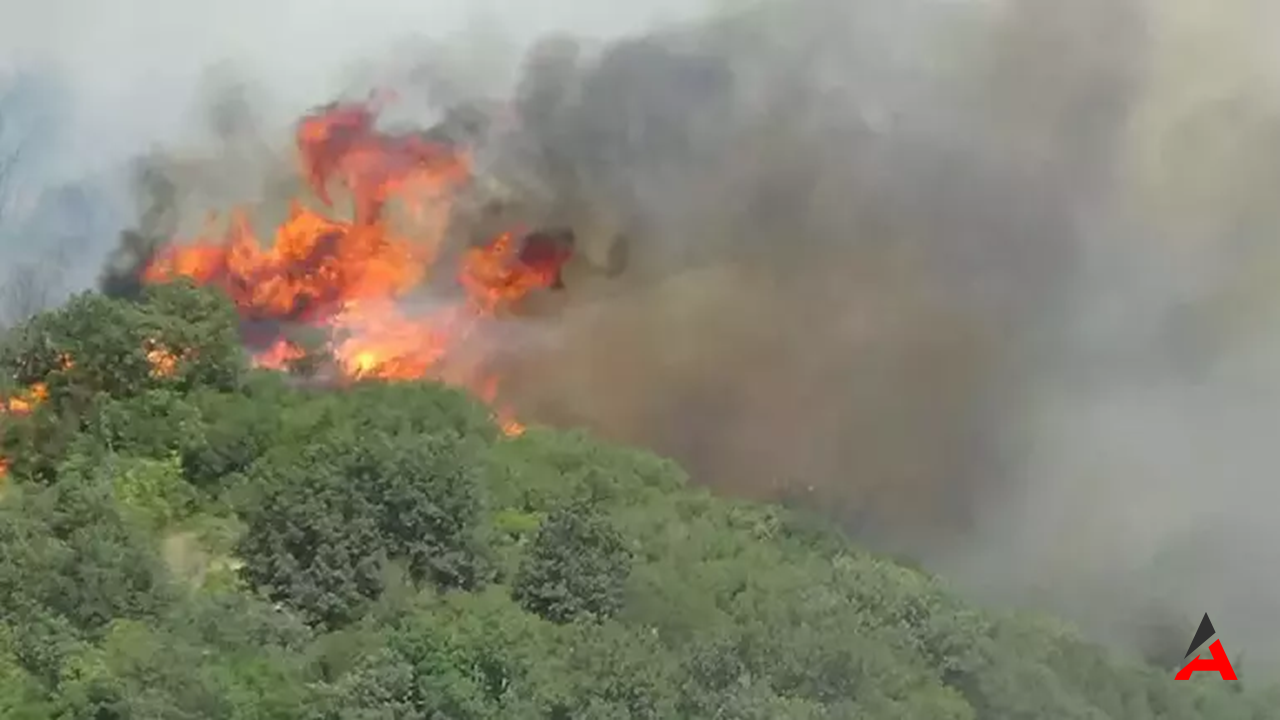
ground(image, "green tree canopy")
xmin=0 ymin=282 xmax=1273 ymax=718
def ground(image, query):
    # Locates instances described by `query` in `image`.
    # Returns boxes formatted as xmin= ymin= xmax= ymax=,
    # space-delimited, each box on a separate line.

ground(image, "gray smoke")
xmin=504 ymin=0 xmax=1137 ymax=544
xmin=498 ymin=0 xmax=1280 ymax=669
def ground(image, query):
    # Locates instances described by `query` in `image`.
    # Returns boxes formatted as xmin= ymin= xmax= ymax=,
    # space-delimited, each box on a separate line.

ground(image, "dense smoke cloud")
xmin=5 ymin=0 xmax=1280 ymax=668
xmin=505 ymin=2 xmax=1280 ymax=672
xmin=503 ymin=0 xmax=1145 ymax=547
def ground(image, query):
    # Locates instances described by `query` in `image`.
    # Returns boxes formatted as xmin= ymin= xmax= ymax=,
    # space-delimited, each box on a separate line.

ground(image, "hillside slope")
xmin=0 ymin=283 xmax=1274 ymax=719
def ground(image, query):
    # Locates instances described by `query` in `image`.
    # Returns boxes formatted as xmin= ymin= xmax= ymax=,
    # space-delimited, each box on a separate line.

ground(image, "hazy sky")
xmin=0 ymin=0 xmax=710 ymax=173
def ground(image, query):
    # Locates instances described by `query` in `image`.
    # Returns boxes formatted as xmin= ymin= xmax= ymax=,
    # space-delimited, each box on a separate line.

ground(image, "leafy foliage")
xmin=235 ymin=427 xmax=490 ymax=628
xmin=513 ymin=501 xmax=633 ymax=623
xmin=0 ymin=284 xmax=1274 ymax=718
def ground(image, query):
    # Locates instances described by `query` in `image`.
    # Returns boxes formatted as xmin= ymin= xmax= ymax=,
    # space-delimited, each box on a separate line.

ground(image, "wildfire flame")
xmin=145 ymin=341 xmax=182 ymax=378
xmin=3 ymin=383 xmax=48 ymax=416
xmin=2 ymin=99 xmax=551 ymax=479
xmin=140 ymin=97 xmax=565 ymax=435
xmin=2 ymin=382 xmax=52 ymax=478
xmin=0 ymin=353 xmax=72 ymax=427
xmin=0 ymin=351 xmax=181 ymax=477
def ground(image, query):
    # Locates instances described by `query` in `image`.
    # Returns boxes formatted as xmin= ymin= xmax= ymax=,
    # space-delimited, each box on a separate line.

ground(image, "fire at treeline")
xmin=3 ymin=85 xmax=629 ymax=462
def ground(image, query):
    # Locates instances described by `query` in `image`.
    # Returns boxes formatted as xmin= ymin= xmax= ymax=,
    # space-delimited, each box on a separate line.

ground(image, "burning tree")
xmin=135 ymin=97 xmax=587 ymax=436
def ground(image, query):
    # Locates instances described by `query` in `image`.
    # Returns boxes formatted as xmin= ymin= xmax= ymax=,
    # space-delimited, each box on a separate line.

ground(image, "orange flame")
xmin=0 ymin=345 xmax=182 ymax=477
xmin=145 ymin=341 xmax=182 ymax=378
xmin=141 ymin=98 xmax=567 ymax=435
xmin=2 ymin=382 xmax=48 ymax=416
xmin=0 ymin=383 xmax=48 ymax=478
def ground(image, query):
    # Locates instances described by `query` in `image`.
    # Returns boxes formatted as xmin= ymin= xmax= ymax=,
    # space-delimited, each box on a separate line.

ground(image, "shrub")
xmin=513 ymin=501 xmax=632 ymax=624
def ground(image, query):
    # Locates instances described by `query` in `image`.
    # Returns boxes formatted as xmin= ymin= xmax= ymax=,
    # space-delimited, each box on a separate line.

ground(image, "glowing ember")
xmin=142 ymin=97 xmax=572 ymax=434
xmin=0 ymin=345 xmax=186 ymax=477
xmin=3 ymin=382 xmax=48 ymax=416
xmin=145 ymin=341 xmax=182 ymax=378
xmin=255 ymin=339 xmax=307 ymax=372
xmin=0 ymin=382 xmax=48 ymax=478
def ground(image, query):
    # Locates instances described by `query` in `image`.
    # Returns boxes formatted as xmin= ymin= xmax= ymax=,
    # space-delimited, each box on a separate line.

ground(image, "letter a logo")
xmin=1175 ymin=613 xmax=1238 ymax=680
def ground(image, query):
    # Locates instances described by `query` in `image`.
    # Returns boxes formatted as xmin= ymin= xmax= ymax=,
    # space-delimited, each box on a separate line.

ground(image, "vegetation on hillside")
xmin=0 ymin=282 xmax=1274 ymax=718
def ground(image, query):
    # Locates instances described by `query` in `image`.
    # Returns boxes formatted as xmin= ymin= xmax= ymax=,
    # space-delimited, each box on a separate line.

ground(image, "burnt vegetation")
xmin=0 ymin=281 xmax=1274 ymax=718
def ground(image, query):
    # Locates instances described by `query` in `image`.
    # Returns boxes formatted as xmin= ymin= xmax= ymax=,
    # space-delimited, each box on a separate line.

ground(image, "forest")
xmin=0 ymin=280 xmax=1274 ymax=718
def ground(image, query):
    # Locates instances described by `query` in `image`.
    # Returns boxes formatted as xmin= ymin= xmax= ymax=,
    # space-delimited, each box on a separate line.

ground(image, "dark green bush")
xmin=0 ymin=284 xmax=1275 ymax=718
xmin=235 ymin=429 xmax=490 ymax=628
xmin=512 ymin=501 xmax=633 ymax=624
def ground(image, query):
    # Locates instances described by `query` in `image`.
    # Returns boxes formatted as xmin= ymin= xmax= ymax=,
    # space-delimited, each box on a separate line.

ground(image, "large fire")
xmin=0 ymin=99 xmax=558 ymax=478
xmin=140 ymin=98 xmax=572 ymax=435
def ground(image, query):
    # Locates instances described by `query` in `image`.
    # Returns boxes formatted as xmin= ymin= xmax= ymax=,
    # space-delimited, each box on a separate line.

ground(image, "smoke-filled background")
xmin=5 ymin=0 xmax=1280 ymax=669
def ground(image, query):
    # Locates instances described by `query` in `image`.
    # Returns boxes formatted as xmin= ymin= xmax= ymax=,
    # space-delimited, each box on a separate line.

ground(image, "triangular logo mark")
xmin=1185 ymin=613 xmax=1216 ymax=658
